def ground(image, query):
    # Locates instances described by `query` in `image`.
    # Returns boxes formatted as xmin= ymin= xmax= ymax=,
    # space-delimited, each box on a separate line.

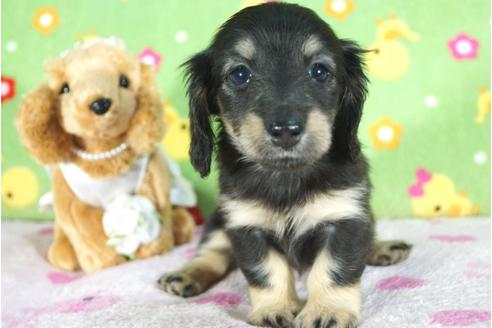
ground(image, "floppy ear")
xmin=333 ymin=39 xmax=368 ymax=161
xmin=126 ymin=63 xmax=164 ymax=155
xmin=15 ymin=83 xmax=73 ymax=164
xmin=183 ymin=51 xmax=216 ymax=178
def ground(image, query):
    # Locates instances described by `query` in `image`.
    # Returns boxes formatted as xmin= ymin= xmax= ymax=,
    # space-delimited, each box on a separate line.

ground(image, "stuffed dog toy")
xmin=16 ymin=38 xmax=195 ymax=272
xmin=158 ymin=4 xmax=412 ymax=328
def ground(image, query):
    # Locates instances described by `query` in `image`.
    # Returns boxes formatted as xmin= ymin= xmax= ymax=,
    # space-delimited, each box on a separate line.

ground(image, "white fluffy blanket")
xmin=1 ymin=219 xmax=490 ymax=328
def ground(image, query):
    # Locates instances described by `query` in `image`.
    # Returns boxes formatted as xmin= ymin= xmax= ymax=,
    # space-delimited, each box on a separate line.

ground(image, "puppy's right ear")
xmin=183 ymin=51 xmax=216 ymax=178
xmin=15 ymin=84 xmax=73 ymax=164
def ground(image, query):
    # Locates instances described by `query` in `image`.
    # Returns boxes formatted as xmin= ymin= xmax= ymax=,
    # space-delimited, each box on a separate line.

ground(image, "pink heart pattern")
xmin=430 ymin=235 xmax=477 ymax=243
xmin=431 ymin=310 xmax=490 ymax=326
xmin=47 ymin=272 xmax=83 ymax=284
xmin=192 ymin=292 xmax=242 ymax=307
xmin=377 ymin=275 xmax=427 ymax=290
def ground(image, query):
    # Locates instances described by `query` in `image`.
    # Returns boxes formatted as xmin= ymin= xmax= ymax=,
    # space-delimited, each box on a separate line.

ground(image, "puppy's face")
xmin=46 ymin=43 xmax=141 ymax=140
xmin=215 ymin=33 xmax=340 ymax=170
xmin=186 ymin=3 xmax=367 ymax=177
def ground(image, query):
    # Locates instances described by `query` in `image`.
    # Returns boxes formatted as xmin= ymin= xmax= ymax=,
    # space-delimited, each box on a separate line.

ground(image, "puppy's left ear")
xmin=126 ymin=63 xmax=164 ymax=155
xmin=333 ymin=39 xmax=368 ymax=161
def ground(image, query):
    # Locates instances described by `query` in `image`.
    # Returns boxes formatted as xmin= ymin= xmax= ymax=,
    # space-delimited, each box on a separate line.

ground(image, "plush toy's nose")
xmin=89 ymin=98 xmax=112 ymax=115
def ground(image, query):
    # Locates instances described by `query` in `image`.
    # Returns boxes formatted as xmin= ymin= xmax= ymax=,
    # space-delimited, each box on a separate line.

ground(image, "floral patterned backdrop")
xmin=1 ymin=0 xmax=490 ymax=220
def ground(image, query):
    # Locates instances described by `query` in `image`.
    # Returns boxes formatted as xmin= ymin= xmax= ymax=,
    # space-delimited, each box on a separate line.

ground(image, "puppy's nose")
xmin=89 ymin=98 xmax=112 ymax=115
xmin=268 ymin=121 xmax=304 ymax=150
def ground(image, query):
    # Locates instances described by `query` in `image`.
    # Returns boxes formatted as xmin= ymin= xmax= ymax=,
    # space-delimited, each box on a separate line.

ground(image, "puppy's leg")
xmin=158 ymin=211 xmax=234 ymax=297
xmin=294 ymin=220 xmax=371 ymax=328
xmin=367 ymin=240 xmax=412 ymax=266
xmin=229 ymin=228 xmax=302 ymax=328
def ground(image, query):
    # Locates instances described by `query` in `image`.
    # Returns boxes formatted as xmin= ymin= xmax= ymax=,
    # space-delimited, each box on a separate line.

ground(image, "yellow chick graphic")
xmin=408 ymin=168 xmax=479 ymax=218
xmin=475 ymin=87 xmax=491 ymax=124
xmin=365 ymin=16 xmax=419 ymax=80
xmin=2 ymin=166 xmax=40 ymax=208
xmin=161 ymin=100 xmax=191 ymax=161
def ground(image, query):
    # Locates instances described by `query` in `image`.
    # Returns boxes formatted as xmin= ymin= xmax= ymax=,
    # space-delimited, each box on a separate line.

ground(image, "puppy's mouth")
xmin=257 ymin=156 xmax=310 ymax=171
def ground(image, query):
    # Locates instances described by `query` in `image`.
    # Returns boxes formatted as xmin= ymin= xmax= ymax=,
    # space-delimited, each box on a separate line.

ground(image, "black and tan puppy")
xmin=158 ymin=3 xmax=411 ymax=327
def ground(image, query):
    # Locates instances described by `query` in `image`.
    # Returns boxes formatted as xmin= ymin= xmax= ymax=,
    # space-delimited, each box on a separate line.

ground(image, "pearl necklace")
xmin=72 ymin=143 xmax=129 ymax=161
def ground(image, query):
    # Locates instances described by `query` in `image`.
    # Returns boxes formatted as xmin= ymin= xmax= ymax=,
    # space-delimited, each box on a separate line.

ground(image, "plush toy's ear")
xmin=333 ymin=39 xmax=368 ymax=161
xmin=15 ymin=84 xmax=73 ymax=164
xmin=183 ymin=51 xmax=216 ymax=178
xmin=126 ymin=63 xmax=164 ymax=155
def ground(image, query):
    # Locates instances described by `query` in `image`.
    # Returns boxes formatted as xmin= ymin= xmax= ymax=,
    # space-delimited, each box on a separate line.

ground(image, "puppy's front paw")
xmin=248 ymin=301 xmax=302 ymax=328
xmin=293 ymin=305 xmax=359 ymax=328
xmin=157 ymin=271 xmax=202 ymax=297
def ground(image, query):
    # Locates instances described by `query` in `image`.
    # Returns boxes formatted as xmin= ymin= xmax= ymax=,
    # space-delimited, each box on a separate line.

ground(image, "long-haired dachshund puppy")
xmin=158 ymin=3 xmax=411 ymax=327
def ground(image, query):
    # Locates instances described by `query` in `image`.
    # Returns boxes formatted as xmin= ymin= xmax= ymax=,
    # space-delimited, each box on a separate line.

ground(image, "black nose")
xmin=89 ymin=98 xmax=112 ymax=115
xmin=268 ymin=120 xmax=304 ymax=150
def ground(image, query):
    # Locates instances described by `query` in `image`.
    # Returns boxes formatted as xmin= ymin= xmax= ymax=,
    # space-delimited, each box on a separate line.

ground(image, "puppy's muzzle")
xmin=89 ymin=97 xmax=112 ymax=115
xmin=267 ymin=119 xmax=304 ymax=150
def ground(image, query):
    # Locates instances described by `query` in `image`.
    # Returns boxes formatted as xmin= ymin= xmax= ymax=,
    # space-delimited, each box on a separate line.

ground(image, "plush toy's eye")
xmin=119 ymin=75 xmax=129 ymax=88
xmin=228 ymin=65 xmax=252 ymax=87
xmin=60 ymin=83 xmax=70 ymax=94
xmin=309 ymin=63 xmax=329 ymax=82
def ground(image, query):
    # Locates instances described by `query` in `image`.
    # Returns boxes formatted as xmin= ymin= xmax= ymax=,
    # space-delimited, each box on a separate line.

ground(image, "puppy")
xmin=158 ymin=3 xmax=411 ymax=327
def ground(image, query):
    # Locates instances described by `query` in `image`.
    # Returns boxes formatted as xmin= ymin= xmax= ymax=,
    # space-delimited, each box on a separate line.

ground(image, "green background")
xmin=2 ymin=0 xmax=490 ymax=220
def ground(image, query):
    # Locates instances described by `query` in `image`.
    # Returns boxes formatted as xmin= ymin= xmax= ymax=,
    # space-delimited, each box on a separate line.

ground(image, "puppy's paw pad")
xmin=368 ymin=240 xmax=412 ymax=266
xmin=294 ymin=307 xmax=359 ymax=328
xmin=249 ymin=303 xmax=301 ymax=328
xmin=157 ymin=272 xmax=201 ymax=298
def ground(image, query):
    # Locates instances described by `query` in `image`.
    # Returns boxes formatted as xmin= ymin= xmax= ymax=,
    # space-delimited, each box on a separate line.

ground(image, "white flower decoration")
xmin=103 ymin=194 xmax=161 ymax=257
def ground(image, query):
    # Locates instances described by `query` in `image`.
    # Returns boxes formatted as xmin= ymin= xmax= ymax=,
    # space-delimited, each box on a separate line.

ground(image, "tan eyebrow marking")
xmin=234 ymin=38 xmax=256 ymax=60
xmin=303 ymin=35 xmax=323 ymax=57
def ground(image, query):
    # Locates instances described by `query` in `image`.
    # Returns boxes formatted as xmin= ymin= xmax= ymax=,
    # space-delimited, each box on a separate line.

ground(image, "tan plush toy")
xmin=16 ymin=38 xmax=196 ymax=272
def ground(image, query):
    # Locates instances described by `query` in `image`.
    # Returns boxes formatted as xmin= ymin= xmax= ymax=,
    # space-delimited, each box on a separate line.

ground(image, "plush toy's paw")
xmin=248 ymin=301 xmax=302 ymax=328
xmin=136 ymin=229 xmax=174 ymax=259
xmin=172 ymin=207 xmax=196 ymax=245
xmin=293 ymin=305 xmax=359 ymax=328
xmin=157 ymin=271 xmax=203 ymax=297
xmin=48 ymin=239 xmax=80 ymax=272
xmin=78 ymin=251 xmax=126 ymax=272
xmin=367 ymin=240 xmax=412 ymax=266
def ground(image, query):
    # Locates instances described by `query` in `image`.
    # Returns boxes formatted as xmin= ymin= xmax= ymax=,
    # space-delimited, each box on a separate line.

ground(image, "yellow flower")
xmin=368 ymin=117 xmax=403 ymax=150
xmin=33 ymin=8 xmax=59 ymax=34
xmin=324 ymin=0 xmax=355 ymax=20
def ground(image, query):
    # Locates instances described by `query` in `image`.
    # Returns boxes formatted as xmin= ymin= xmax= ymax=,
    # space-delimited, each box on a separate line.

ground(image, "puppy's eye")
xmin=228 ymin=65 xmax=252 ymax=86
xmin=60 ymin=83 xmax=70 ymax=94
xmin=119 ymin=75 xmax=129 ymax=88
xmin=310 ymin=63 xmax=329 ymax=82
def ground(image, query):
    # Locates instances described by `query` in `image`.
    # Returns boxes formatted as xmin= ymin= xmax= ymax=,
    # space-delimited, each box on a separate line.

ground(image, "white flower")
xmin=103 ymin=194 xmax=161 ymax=257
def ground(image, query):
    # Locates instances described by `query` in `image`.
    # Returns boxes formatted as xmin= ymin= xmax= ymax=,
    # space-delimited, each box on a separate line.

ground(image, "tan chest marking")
xmin=222 ymin=186 xmax=366 ymax=237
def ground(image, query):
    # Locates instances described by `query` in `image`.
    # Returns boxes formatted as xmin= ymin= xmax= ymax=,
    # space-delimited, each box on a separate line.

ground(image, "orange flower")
xmin=324 ymin=0 xmax=354 ymax=20
xmin=33 ymin=8 xmax=59 ymax=34
xmin=368 ymin=117 xmax=403 ymax=150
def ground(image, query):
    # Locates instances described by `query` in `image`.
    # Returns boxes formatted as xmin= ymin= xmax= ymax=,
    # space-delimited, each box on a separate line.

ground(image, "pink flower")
xmin=138 ymin=48 xmax=162 ymax=69
xmin=448 ymin=33 xmax=479 ymax=60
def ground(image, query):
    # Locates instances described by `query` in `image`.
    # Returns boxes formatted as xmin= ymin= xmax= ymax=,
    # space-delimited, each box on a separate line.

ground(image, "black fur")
xmin=185 ymin=1 xmax=373 ymax=319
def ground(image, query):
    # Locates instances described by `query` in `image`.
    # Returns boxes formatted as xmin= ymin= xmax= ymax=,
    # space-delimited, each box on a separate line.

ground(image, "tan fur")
xmin=304 ymin=109 xmax=332 ymax=157
xmin=222 ymin=184 xmax=366 ymax=237
xmin=158 ymin=230 xmax=233 ymax=296
xmin=294 ymin=250 xmax=361 ymax=327
xmin=222 ymin=113 xmax=265 ymax=160
xmin=302 ymin=35 xmax=323 ymax=57
xmin=222 ymin=110 xmax=332 ymax=165
xmin=16 ymin=40 xmax=195 ymax=272
xmin=248 ymin=250 xmax=302 ymax=326
xmin=234 ymin=38 xmax=256 ymax=59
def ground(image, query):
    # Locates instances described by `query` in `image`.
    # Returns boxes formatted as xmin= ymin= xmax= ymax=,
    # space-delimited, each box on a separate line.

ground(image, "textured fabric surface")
xmin=1 ymin=0 xmax=490 ymax=220
xmin=2 ymin=219 xmax=490 ymax=328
